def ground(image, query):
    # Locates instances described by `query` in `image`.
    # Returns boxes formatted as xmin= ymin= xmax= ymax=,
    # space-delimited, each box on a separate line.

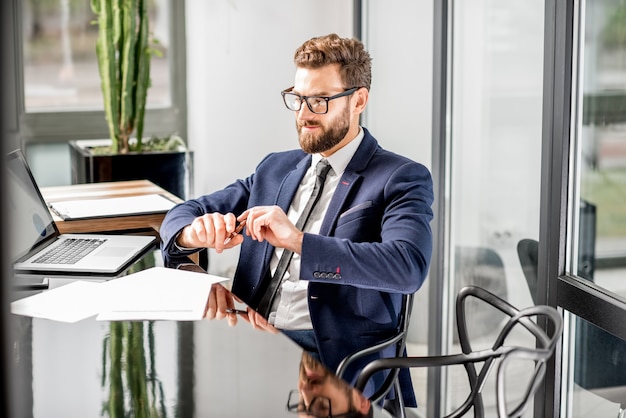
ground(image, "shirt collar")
xmin=311 ymin=127 xmax=364 ymax=176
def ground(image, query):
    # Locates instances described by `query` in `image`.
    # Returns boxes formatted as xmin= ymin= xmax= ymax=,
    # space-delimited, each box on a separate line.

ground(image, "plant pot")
xmin=69 ymin=139 xmax=194 ymax=199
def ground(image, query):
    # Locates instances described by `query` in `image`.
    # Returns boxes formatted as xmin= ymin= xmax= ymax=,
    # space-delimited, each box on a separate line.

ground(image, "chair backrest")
xmin=336 ymin=293 xmax=414 ymax=409
xmin=516 ymin=238 xmax=539 ymax=304
xmin=454 ymin=246 xmax=507 ymax=343
xmin=354 ymin=286 xmax=563 ymax=418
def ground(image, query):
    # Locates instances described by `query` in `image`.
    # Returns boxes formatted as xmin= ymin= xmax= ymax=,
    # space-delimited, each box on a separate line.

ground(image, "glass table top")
xmin=8 ymin=250 xmax=388 ymax=418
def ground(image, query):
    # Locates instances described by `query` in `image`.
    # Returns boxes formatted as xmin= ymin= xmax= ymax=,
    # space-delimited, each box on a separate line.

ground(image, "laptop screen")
xmin=6 ymin=150 xmax=59 ymax=262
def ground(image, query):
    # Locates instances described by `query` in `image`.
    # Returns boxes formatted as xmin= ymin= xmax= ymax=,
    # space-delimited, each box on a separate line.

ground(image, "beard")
xmin=297 ymin=105 xmax=350 ymax=154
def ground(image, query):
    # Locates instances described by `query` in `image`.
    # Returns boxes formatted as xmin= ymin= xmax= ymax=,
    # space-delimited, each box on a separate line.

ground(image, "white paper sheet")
xmin=97 ymin=267 xmax=226 ymax=321
xmin=48 ymin=194 xmax=176 ymax=220
xmin=11 ymin=280 xmax=104 ymax=323
xmin=10 ymin=267 xmax=229 ymax=322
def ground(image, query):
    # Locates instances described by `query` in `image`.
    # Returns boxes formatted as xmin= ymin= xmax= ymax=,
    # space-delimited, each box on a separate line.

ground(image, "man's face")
xmin=296 ymin=352 xmax=359 ymax=417
xmin=293 ymin=64 xmax=353 ymax=156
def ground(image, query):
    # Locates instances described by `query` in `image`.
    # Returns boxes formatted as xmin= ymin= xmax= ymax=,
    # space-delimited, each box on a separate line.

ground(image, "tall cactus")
xmin=91 ymin=0 xmax=151 ymax=154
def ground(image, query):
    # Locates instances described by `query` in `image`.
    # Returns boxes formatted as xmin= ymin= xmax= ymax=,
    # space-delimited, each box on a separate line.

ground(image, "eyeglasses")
xmin=286 ymin=389 xmax=360 ymax=418
xmin=281 ymin=87 xmax=360 ymax=114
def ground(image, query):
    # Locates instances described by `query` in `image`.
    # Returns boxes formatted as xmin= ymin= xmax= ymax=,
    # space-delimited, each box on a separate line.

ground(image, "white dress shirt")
xmin=269 ymin=128 xmax=364 ymax=330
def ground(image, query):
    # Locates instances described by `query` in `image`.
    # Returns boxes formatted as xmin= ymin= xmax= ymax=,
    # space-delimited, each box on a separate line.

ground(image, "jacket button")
xmin=333 ymin=273 xmax=342 ymax=279
xmin=313 ymin=272 xmax=320 ymax=278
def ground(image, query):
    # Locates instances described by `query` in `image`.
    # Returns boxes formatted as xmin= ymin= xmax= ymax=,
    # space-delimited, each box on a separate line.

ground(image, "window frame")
xmin=9 ymin=0 xmax=187 ymax=148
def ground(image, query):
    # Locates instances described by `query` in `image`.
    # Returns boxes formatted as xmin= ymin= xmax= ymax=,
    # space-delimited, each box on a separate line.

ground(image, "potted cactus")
xmin=70 ymin=0 xmax=192 ymax=199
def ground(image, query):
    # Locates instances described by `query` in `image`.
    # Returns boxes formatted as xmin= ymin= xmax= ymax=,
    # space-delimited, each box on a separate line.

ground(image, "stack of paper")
xmin=11 ymin=267 xmax=228 ymax=322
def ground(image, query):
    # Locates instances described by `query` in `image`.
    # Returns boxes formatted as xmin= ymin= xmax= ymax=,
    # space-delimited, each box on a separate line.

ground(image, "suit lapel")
xmin=275 ymin=154 xmax=312 ymax=212
xmin=256 ymin=154 xmax=311 ymax=275
xmin=320 ymin=170 xmax=360 ymax=235
xmin=319 ymin=130 xmax=379 ymax=236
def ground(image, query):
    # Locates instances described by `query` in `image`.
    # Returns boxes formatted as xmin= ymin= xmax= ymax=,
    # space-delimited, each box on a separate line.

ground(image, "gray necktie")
xmin=256 ymin=159 xmax=332 ymax=318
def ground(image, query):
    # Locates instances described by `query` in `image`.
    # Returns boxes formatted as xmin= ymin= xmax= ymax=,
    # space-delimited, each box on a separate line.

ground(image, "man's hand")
xmin=205 ymin=283 xmax=244 ymax=327
xmin=177 ymin=212 xmax=243 ymax=253
xmin=241 ymin=309 xmax=280 ymax=334
xmin=241 ymin=206 xmax=304 ymax=254
xmin=204 ymin=283 xmax=279 ymax=334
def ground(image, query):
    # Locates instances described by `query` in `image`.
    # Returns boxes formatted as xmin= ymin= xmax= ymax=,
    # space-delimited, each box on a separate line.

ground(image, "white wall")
xmin=364 ymin=1 xmax=433 ymax=168
xmin=186 ymin=0 xmax=354 ymax=197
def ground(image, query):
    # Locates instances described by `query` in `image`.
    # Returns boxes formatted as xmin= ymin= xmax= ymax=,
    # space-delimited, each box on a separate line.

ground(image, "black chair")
xmin=354 ymin=285 xmax=563 ymax=418
xmin=516 ymin=239 xmax=539 ymax=303
xmin=336 ymin=293 xmax=414 ymax=417
xmin=517 ymin=238 xmax=626 ymax=417
xmin=453 ymin=246 xmax=508 ymax=344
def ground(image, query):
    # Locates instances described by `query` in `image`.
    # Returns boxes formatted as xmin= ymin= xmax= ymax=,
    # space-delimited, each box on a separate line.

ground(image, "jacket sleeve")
xmin=159 ymin=178 xmax=253 ymax=264
xmin=300 ymin=160 xmax=433 ymax=294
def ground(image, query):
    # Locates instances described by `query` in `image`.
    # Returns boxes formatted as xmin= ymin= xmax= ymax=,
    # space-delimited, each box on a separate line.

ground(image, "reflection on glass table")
xmin=287 ymin=351 xmax=380 ymax=418
xmin=166 ymin=249 xmax=417 ymax=415
xmin=10 ymin=315 xmax=299 ymax=417
xmin=9 ymin=251 xmax=393 ymax=418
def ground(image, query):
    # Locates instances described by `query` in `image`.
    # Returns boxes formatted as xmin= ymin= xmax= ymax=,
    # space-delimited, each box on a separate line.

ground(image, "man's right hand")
xmin=176 ymin=212 xmax=243 ymax=253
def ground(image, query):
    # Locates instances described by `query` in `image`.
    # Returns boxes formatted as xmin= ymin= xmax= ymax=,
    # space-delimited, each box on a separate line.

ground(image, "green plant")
xmin=101 ymin=255 xmax=166 ymax=417
xmin=91 ymin=0 xmax=152 ymax=154
xmin=101 ymin=321 xmax=167 ymax=418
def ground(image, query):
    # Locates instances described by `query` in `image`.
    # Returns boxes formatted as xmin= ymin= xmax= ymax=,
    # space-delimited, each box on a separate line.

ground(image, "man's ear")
xmin=353 ymin=87 xmax=369 ymax=114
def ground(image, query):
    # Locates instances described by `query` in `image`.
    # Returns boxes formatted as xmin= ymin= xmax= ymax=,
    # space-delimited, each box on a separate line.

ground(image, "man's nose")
xmin=297 ymin=101 xmax=318 ymax=118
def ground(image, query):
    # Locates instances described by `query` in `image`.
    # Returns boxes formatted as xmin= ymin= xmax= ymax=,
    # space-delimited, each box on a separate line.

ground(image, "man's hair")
xmin=294 ymin=33 xmax=372 ymax=91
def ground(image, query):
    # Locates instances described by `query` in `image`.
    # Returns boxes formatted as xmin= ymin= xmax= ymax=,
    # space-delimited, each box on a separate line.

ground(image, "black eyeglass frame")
xmin=281 ymin=86 xmax=361 ymax=114
xmin=286 ymin=389 xmax=360 ymax=418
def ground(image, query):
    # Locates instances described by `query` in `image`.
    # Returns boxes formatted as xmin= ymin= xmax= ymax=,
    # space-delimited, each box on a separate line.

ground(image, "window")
xmin=561 ymin=1 xmax=626 ymax=416
xmin=13 ymin=0 xmax=186 ymax=143
xmin=436 ymin=1 xmax=546 ymax=414
xmin=576 ymin=0 xmax=626 ymax=290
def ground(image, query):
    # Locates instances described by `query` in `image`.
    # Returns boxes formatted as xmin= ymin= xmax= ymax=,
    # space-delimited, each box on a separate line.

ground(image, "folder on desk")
xmin=48 ymin=194 xmax=177 ymax=220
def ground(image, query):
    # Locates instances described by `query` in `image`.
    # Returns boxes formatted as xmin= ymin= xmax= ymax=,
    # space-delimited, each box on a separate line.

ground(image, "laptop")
xmin=7 ymin=149 xmax=157 ymax=275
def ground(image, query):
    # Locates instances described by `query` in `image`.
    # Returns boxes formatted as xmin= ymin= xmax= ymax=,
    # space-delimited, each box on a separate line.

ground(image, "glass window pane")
xmin=22 ymin=0 xmax=171 ymax=112
xmin=576 ymin=0 xmax=626 ymax=298
xmin=564 ymin=1 xmax=626 ymax=416
xmin=562 ymin=311 xmax=626 ymax=417
xmin=447 ymin=0 xmax=545 ymax=414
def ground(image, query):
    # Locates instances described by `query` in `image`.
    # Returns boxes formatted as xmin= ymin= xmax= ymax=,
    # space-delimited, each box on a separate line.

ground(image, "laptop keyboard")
xmin=33 ymin=238 xmax=107 ymax=264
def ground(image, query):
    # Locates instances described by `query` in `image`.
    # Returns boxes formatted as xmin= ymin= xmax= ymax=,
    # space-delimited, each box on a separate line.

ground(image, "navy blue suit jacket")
xmin=160 ymin=129 xmax=434 ymax=406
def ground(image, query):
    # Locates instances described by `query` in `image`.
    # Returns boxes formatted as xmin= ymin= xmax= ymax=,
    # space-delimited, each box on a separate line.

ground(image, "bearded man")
xmin=160 ymin=33 xmax=433 ymax=410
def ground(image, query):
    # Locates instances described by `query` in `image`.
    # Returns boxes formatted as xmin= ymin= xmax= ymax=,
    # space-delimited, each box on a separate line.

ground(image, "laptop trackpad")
xmin=96 ymin=247 xmax=133 ymax=257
